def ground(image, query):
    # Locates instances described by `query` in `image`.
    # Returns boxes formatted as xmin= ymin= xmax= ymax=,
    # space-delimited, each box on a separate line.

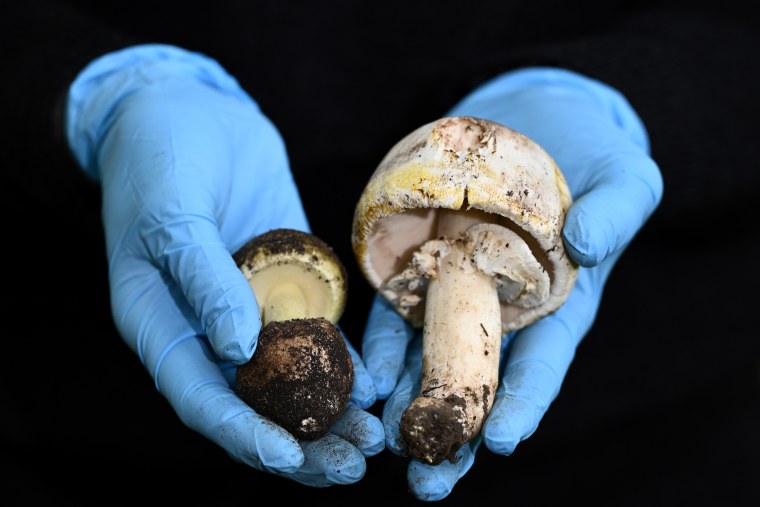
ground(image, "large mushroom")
xmin=234 ymin=228 xmax=354 ymax=440
xmin=352 ymin=116 xmax=579 ymax=464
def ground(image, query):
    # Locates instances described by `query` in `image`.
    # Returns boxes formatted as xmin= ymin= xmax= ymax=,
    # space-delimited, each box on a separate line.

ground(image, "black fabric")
xmin=3 ymin=1 xmax=758 ymax=504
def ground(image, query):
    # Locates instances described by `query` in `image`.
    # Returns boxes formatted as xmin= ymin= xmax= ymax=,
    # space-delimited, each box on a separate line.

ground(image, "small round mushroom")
xmin=352 ymin=116 xmax=579 ymax=464
xmin=234 ymin=228 xmax=353 ymax=440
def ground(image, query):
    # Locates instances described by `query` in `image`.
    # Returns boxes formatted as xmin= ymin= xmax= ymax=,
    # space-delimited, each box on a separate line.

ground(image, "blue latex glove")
xmin=362 ymin=67 xmax=664 ymax=500
xmin=66 ymin=44 xmax=382 ymax=487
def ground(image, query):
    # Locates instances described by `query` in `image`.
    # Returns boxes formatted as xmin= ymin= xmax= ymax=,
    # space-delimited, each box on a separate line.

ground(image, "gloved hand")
xmin=362 ymin=67 xmax=664 ymax=500
xmin=65 ymin=44 xmax=383 ymax=487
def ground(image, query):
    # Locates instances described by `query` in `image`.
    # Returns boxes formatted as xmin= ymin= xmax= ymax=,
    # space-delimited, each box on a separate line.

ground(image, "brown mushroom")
xmin=351 ymin=116 xmax=579 ymax=464
xmin=234 ymin=228 xmax=354 ymax=440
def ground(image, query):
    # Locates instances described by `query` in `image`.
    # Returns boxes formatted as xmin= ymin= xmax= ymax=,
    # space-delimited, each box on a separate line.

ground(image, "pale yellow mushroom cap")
xmin=234 ymin=228 xmax=348 ymax=324
xmin=351 ymin=116 xmax=579 ymax=332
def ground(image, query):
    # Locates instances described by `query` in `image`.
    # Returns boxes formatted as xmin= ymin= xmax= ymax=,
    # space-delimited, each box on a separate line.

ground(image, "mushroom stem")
xmin=400 ymin=210 xmax=502 ymax=465
xmin=261 ymin=282 xmax=307 ymax=324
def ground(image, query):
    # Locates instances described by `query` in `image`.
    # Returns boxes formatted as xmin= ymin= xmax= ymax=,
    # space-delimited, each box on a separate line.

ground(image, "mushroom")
xmin=351 ymin=116 xmax=579 ymax=464
xmin=234 ymin=228 xmax=354 ymax=440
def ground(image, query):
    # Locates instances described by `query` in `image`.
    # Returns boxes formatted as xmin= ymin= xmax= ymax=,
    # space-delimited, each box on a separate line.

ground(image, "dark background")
xmin=3 ymin=1 xmax=759 ymax=504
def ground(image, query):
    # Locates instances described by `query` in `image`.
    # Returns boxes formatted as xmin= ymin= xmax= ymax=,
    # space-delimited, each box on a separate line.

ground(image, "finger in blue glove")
xmin=362 ymin=294 xmax=416 ymax=399
xmin=447 ymin=67 xmax=663 ymax=268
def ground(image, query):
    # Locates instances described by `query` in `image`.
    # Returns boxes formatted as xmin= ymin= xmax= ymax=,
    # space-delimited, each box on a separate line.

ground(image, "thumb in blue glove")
xmin=361 ymin=67 xmax=663 ymax=500
xmin=66 ymin=44 xmax=383 ymax=487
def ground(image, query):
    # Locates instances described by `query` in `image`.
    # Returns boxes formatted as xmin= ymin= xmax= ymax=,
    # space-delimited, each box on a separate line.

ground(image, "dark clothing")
xmin=3 ymin=1 xmax=759 ymax=504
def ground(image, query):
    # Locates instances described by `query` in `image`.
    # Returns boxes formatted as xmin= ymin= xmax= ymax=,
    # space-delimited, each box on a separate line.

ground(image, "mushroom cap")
xmin=233 ymin=228 xmax=348 ymax=324
xmin=351 ymin=116 xmax=579 ymax=332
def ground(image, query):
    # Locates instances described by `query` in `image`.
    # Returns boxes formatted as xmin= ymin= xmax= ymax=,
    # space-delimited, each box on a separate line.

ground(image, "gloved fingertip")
xmin=564 ymin=240 xmax=601 ymax=269
xmin=251 ymin=420 xmax=304 ymax=473
xmin=483 ymin=425 xmax=518 ymax=456
xmin=382 ymin=412 xmax=405 ymax=455
xmin=407 ymin=462 xmax=455 ymax=502
xmin=350 ymin=361 xmax=378 ymax=410
xmin=409 ymin=442 xmax=476 ymax=500
xmin=327 ymin=457 xmax=366 ymax=485
xmin=380 ymin=372 xmax=416 ymax=455
xmin=329 ymin=405 xmax=385 ymax=457
xmin=351 ymin=383 xmax=377 ymax=411
xmin=215 ymin=337 xmax=256 ymax=365
xmin=208 ymin=311 xmax=260 ymax=365
xmin=360 ymin=416 xmax=386 ymax=457
xmin=483 ymin=397 xmax=537 ymax=456
xmin=261 ymin=454 xmax=303 ymax=475
xmin=562 ymin=204 xmax=606 ymax=267
xmin=339 ymin=328 xmax=377 ymax=409
xmin=300 ymin=435 xmax=367 ymax=485
xmin=362 ymin=294 xmax=413 ymax=398
xmin=366 ymin=350 xmax=408 ymax=400
xmin=562 ymin=152 xmax=663 ymax=269
xmin=371 ymin=371 xmax=399 ymax=400
xmin=363 ymin=440 xmax=386 ymax=459
xmin=259 ymin=447 xmax=304 ymax=474
xmin=382 ymin=404 xmax=407 ymax=455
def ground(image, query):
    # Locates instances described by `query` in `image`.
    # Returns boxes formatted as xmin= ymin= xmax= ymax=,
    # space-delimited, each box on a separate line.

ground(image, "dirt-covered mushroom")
xmin=234 ymin=228 xmax=353 ymax=440
xmin=352 ymin=116 xmax=579 ymax=464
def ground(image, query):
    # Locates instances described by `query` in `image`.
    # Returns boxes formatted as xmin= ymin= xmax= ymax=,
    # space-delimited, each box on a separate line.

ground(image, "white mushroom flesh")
xmin=235 ymin=229 xmax=347 ymax=325
xmin=245 ymin=263 xmax=339 ymax=324
xmin=468 ymin=223 xmax=550 ymax=308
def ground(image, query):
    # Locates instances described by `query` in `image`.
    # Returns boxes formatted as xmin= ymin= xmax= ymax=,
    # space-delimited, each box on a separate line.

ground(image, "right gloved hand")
xmin=65 ymin=44 xmax=383 ymax=487
xmin=361 ymin=67 xmax=664 ymax=500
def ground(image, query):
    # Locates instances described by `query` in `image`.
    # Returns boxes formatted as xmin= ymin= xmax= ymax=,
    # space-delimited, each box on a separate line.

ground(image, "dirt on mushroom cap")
xmin=233 ymin=228 xmax=348 ymax=295
xmin=236 ymin=317 xmax=354 ymax=441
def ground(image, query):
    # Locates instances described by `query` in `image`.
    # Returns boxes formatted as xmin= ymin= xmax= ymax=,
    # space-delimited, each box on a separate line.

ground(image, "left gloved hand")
xmin=362 ymin=67 xmax=664 ymax=500
xmin=65 ymin=44 xmax=382 ymax=487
